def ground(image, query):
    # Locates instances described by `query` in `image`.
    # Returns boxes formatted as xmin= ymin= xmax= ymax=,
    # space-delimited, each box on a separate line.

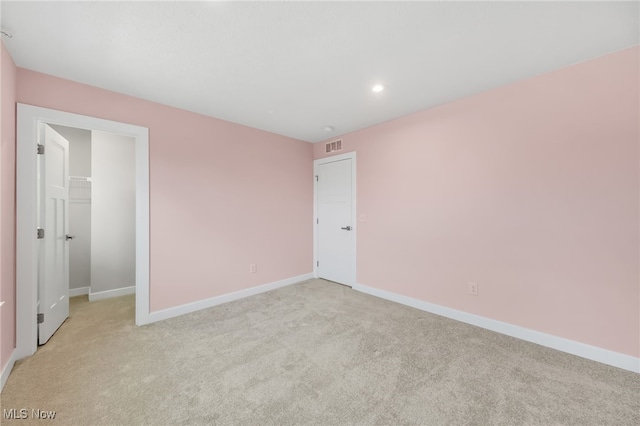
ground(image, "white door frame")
xmin=16 ymin=104 xmax=150 ymax=359
xmin=313 ymin=151 xmax=357 ymax=286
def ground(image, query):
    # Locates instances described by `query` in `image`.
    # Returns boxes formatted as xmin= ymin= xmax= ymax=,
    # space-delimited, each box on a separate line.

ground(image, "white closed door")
xmin=38 ymin=124 xmax=70 ymax=344
xmin=317 ymin=158 xmax=354 ymax=286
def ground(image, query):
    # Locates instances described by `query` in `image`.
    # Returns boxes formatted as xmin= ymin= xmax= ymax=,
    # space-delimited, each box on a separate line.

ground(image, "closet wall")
xmin=90 ymin=131 xmax=136 ymax=295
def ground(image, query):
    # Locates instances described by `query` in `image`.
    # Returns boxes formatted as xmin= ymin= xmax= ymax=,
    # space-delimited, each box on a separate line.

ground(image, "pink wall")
xmin=315 ymin=47 xmax=640 ymax=358
xmin=1 ymin=40 xmax=17 ymax=371
xmin=2 ymin=40 xmax=637 ymax=364
xmin=16 ymin=70 xmax=314 ymax=311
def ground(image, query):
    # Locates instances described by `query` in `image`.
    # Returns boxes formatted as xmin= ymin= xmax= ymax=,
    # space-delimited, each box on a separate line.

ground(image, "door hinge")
xmin=37 ymin=144 xmax=44 ymax=155
xmin=315 ymin=175 xmax=318 ymax=182
xmin=37 ymin=228 xmax=44 ymax=239
xmin=316 ymin=218 xmax=319 ymax=224
xmin=317 ymin=261 xmax=319 ymax=267
xmin=37 ymin=313 xmax=44 ymax=324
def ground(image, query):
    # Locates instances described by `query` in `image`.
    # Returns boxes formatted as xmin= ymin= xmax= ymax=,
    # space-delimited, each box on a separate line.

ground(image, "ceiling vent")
xmin=325 ymin=139 xmax=343 ymax=154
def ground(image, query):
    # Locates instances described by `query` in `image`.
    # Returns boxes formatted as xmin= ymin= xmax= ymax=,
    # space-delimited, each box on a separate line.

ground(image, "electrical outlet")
xmin=250 ymin=264 xmax=257 ymax=274
xmin=469 ymin=282 xmax=478 ymax=296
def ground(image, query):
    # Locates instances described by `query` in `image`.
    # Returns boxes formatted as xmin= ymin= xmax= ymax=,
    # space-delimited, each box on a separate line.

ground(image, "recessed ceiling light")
xmin=372 ymin=84 xmax=384 ymax=93
xmin=323 ymin=126 xmax=334 ymax=132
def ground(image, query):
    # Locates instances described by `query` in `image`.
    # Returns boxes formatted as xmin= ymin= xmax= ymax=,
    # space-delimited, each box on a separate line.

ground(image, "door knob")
xmin=65 ymin=235 xmax=75 ymax=240
xmin=340 ymin=226 xmax=352 ymax=231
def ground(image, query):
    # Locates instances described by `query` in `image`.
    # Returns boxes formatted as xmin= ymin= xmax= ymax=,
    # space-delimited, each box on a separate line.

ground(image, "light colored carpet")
xmin=1 ymin=279 xmax=638 ymax=425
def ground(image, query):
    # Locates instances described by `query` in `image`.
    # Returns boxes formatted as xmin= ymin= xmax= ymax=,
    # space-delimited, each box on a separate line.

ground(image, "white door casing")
xmin=38 ymin=124 xmax=70 ymax=344
xmin=16 ymin=104 xmax=150 ymax=360
xmin=314 ymin=152 xmax=356 ymax=286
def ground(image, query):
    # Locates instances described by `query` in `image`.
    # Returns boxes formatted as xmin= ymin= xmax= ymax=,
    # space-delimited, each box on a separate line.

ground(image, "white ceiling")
xmin=1 ymin=1 xmax=638 ymax=143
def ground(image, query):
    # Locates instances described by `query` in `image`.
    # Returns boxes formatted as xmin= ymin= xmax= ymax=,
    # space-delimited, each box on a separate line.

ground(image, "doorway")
xmin=313 ymin=152 xmax=356 ymax=286
xmin=48 ymin=125 xmax=92 ymax=300
xmin=37 ymin=124 xmax=137 ymax=344
xmin=16 ymin=104 xmax=149 ymax=359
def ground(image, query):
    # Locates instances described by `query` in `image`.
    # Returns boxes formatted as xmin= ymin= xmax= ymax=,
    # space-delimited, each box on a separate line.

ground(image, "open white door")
xmin=38 ymin=124 xmax=70 ymax=344
xmin=316 ymin=157 xmax=355 ymax=286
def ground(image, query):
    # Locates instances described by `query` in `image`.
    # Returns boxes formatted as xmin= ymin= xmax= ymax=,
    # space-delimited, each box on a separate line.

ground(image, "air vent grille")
xmin=325 ymin=139 xmax=343 ymax=153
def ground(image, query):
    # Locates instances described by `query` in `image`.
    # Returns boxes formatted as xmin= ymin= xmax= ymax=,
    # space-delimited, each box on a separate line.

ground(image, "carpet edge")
xmin=353 ymin=282 xmax=640 ymax=374
xmin=147 ymin=273 xmax=314 ymax=323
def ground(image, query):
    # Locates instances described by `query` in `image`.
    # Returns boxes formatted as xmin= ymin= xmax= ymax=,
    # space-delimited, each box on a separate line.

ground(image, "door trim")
xmin=16 ymin=104 xmax=150 ymax=359
xmin=313 ymin=151 xmax=357 ymax=286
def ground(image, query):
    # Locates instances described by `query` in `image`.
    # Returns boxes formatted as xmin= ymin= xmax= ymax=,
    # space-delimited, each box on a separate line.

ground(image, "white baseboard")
xmin=69 ymin=286 xmax=90 ymax=297
xmin=89 ymin=285 xmax=135 ymax=302
xmin=148 ymin=273 xmax=314 ymax=323
xmin=353 ymin=283 xmax=640 ymax=374
xmin=1 ymin=349 xmax=16 ymax=393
